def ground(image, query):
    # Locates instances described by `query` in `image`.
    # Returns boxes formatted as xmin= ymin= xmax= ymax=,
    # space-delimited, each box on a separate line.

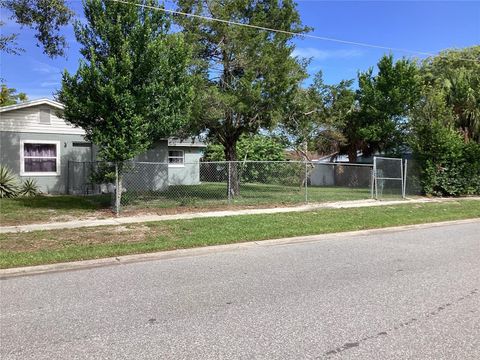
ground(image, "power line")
xmin=110 ymin=0 xmax=479 ymax=62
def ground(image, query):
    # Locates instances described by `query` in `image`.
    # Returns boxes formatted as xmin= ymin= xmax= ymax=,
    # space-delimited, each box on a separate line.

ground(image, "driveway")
xmin=1 ymin=221 xmax=479 ymax=359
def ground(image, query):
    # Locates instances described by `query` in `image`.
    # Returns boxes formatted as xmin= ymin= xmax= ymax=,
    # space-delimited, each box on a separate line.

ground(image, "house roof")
xmin=0 ymin=98 xmax=64 ymax=113
xmin=167 ymin=137 xmax=206 ymax=148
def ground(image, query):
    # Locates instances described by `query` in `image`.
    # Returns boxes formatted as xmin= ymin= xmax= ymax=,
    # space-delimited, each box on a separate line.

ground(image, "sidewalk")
xmin=1 ymin=197 xmax=478 ymax=234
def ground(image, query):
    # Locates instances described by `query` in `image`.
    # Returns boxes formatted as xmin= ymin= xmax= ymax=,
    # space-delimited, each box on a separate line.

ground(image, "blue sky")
xmin=1 ymin=0 xmax=479 ymax=99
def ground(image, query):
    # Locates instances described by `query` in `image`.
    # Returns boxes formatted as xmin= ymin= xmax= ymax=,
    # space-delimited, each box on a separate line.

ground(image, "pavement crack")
xmin=321 ymin=288 xmax=479 ymax=358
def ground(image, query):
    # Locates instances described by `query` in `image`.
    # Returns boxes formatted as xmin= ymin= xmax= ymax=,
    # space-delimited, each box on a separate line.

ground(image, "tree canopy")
xmin=345 ymin=55 xmax=420 ymax=161
xmin=58 ymin=0 xmax=195 ymax=206
xmin=203 ymin=134 xmax=286 ymax=162
xmin=0 ymin=84 xmax=27 ymax=106
xmin=408 ymin=46 xmax=480 ymax=196
xmin=177 ymin=0 xmax=309 ymax=162
xmin=1 ymin=0 xmax=73 ymax=57
xmin=175 ymin=0 xmax=309 ymax=195
xmin=279 ymin=55 xmax=421 ymax=162
xmin=420 ymin=46 xmax=480 ymax=142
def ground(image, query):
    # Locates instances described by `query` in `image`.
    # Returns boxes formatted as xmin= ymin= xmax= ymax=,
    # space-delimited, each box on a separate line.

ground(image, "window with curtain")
xmin=168 ymin=150 xmax=184 ymax=165
xmin=22 ymin=142 xmax=59 ymax=174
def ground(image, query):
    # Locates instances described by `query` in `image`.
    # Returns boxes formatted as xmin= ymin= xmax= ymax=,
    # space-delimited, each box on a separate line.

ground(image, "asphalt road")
xmin=1 ymin=221 xmax=479 ymax=359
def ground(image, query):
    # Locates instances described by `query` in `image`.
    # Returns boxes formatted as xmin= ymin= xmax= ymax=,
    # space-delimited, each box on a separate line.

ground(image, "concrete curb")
xmin=2 ymin=197 xmax=479 ymax=234
xmin=1 ymin=218 xmax=478 ymax=279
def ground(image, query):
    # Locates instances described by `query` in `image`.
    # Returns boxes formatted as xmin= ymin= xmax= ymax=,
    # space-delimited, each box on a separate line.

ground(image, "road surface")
xmin=1 ymin=221 xmax=479 ymax=359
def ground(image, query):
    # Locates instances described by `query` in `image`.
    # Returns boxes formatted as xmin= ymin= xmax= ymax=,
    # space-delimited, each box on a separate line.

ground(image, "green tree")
xmin=0 ymin=84 xmax=27 ymax=106
xmin=290 ymin=56 xmax=420 ymax=163
xmin=408 ymin=46 xmax=480 ymax=196
xmin=203 ymin=134 xmax=286 ymax=162
xmin=279 ymin=71 xmax=358 ymax=161
xmin=410 ymin=87 xmax=480 ymax=195
xmin=345 ymin=54 xmax=421 ymax=162
xmin=421 ymin=46 xmax=480 ymax=142
xmin=58 ymin=0 xmax=195 ymax=209
xmin=1 ymin=0 xmax=73 ymax=57
xmin=313 ymin=76 xmax=356 ymax=159
xmin=177 ymin=0 xmax=309 ymax=194
xmin=278 ymin=72 xmax=328 ymax=160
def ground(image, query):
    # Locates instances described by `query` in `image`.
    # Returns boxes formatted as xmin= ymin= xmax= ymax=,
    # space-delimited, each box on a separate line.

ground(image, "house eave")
xmin=0 ymin=98 xmax=64 ymax=113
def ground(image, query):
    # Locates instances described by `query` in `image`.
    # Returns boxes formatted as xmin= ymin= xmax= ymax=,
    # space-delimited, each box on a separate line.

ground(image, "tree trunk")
xmin=224 ymin=140 xmax=240 ymax=197
xmin=347 ymin=146 xmax=358 ymax=163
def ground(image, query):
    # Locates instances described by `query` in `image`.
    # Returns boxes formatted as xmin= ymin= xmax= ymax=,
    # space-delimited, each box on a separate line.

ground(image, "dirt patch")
xmin=1 ymin=201 xmax=302 ymax=227
xmin=118 ymin=202 xmax=300 ymax=218
xmin=49 ymin=210 xmax=113 ymax=223
xmin=0 ymin=224 xmax=171 ymax=253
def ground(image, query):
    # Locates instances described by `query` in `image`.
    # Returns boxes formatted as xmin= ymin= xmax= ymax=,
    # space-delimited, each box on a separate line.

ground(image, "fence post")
xmin=114 ymin=162 xmax=120 ymax=216
xmin=66 ymin=161 xmax=70 ymax=195
xmin=370 ymin=167 xmax=374 ymax=199
xmin=82 ymin=161 xmax=86 ymax=195
xmin=227 ymin=161 xmax=231 ymax=204
xmin=402 ymin=159 xmax=408 ymax=199
xmin=304 ymin=161 xmax=308 ymax=203
xmin=400 ymin=158 xmax=405 ymax=199
xmin=373 ymin=157 xmax=378 ymax=200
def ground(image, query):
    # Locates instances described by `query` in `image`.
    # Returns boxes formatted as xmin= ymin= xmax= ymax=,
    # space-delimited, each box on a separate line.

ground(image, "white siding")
xmin=0 ymin=105 xmax=85 ymax=135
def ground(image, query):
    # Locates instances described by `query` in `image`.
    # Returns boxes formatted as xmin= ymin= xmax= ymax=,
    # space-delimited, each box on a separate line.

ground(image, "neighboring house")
xmin=0 ymin=99 xmax=205 ymax=194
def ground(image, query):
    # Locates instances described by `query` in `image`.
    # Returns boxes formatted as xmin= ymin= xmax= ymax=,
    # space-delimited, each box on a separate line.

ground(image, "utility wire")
xmin=110 ymin=0 xmax=479 ymax=62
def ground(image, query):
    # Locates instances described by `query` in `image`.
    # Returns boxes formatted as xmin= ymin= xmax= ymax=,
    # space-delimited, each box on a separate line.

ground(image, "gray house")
xmin=0 ymin=99 xmax=205 ymax=194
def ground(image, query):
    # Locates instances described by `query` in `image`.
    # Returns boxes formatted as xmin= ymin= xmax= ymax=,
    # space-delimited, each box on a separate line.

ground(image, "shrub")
xmin=0 ymin=165 xmax=19 ymax=198
xmin=89 ymin=162 xmax=116 ymax=184
xmin=19 ymin=178 xmax=40 ymax=197
xmin=412 ymin=122 xmax=480 ymax=196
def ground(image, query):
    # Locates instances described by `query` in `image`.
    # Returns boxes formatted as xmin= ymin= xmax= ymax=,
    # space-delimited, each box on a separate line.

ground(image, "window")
xmin=20 ymin=141 xmax=60 ymax=176
xmin=168 ymin=150 xmax=184 ymax=166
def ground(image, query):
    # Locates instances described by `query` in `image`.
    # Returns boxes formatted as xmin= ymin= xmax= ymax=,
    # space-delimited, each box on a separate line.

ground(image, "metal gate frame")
xmin=373 ymin=156 xmax=406 ymax=199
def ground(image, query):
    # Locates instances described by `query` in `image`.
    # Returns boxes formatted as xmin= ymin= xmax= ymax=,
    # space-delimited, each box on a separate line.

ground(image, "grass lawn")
xmin=123 ymin=182 xmax=374 ymax=207
xmin=0 ymin=183 xmax=375 ymax=226
xmin=1 ymin=199 xmax=478 ymax=268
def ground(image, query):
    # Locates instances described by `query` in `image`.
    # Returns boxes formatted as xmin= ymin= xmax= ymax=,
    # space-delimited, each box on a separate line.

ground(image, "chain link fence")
xmin=68 ymin=160 xmax=380 ymax=212
xmin=68 ymin=157 xmax=421 ymax=213
xmin=404 ymin=159 xmax=423 ymax=197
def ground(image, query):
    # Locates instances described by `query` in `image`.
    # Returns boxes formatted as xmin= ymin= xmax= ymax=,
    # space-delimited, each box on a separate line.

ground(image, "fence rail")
xmin=68 ymin=158 xmax=420 ymax=213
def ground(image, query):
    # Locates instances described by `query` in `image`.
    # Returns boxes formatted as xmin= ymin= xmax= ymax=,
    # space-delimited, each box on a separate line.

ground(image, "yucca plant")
xmin=0 ymin=165 xmax=19 ymax=198
xmin=20 ymin=178 xmax=40 ymax=197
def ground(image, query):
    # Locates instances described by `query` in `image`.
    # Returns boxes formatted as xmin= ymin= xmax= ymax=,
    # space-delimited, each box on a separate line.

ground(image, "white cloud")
xmin=40 ymin=81 xmax=60 ymax=88
xmin=292 ymin=47 xmax=364 ymax=60
xmin=31 ymin=60 xmax=61 ymax=75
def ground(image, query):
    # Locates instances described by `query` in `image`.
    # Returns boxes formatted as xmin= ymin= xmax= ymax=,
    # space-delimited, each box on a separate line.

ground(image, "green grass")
xmin=0 ymin=183 xmax=375 ymax=225
xmin=1 ymin=200 xmax=478 ymax=268
xmin=123 ymin=182 xmax=374 ymax=207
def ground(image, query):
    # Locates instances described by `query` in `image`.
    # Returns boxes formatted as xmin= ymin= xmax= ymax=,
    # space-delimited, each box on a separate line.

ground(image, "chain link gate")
xmin=373 ymin=156 xmax=406 ymax=199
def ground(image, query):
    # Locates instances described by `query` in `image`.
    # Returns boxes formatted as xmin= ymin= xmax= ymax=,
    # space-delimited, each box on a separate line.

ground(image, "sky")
xmin=1 ymin=0 xmax=479 ymax=100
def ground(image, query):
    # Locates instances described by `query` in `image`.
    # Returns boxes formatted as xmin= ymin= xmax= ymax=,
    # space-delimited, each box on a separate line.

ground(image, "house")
xmin=0 ymin=99 xmax=205 ymax=194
